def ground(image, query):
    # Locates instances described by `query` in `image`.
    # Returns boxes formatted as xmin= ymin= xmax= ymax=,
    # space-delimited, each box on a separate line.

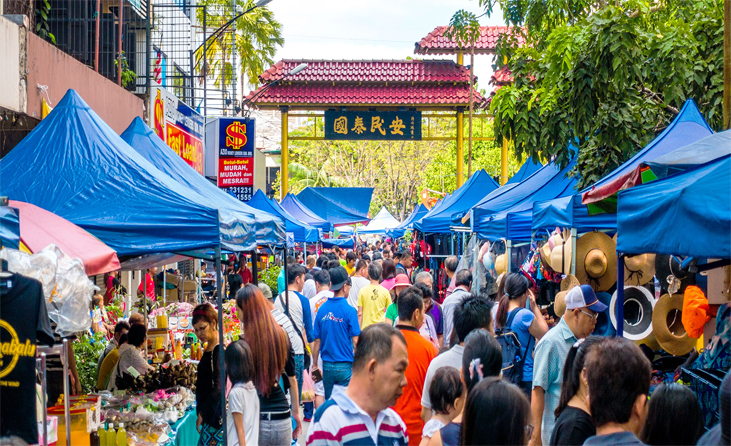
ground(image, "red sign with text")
xmin=217 ymin=157 xmax=253 ymax=187
xmin=166 ymin=122 xmax=204 ymax=175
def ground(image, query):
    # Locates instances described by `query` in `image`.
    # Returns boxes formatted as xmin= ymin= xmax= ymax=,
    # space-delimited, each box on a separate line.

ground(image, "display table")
xmin=168 ymin=409 xmax=199 ymax=446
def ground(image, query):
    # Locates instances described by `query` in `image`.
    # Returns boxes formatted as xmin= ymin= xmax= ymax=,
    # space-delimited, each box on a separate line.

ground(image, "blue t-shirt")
xmin=313 ymin=297 xmax=361 ymax=363
xmin=509 ymin=308 xmax=535 ymax=381
xmin=295 ymin=291 xmax=315 ymax=343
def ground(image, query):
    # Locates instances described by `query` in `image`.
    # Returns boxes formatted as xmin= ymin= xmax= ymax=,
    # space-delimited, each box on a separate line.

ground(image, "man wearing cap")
xmin=530 ymin=284 xmax=606 ymax=446
xmin=312 ymin=266 xmax=362 ymax=399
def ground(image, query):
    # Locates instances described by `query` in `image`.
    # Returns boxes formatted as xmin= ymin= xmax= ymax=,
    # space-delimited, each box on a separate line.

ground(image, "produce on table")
xmin=115 ymin=362 xmax=197 ymax=394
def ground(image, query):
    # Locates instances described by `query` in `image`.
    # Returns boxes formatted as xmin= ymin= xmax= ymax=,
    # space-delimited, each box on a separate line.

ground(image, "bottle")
xmin=116 ymin=422 xmax=128 ymax=446
xmin=89 ymin=426 xmax=100 ymax=446
xmin=99 ymin=424 xmax=106 ymax=446
xmin=175 ymin=340 xmax=182 ymax=360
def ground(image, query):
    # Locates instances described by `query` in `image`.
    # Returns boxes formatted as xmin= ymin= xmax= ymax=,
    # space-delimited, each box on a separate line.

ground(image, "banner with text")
xmin=324 ymin=111 xmax=422 ymax=141
xmin=150 ymin=86 xmax=205 ymax=174
xmin=217 ymin=118 xmax=255 ymax=201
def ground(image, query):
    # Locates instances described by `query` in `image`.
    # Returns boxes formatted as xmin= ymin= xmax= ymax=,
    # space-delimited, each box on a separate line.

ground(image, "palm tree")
xmin=195 ymin=0 xmax=283 ymax=106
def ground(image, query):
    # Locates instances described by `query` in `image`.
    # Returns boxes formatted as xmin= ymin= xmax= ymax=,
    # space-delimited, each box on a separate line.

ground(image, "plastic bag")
xmin=301 ymin=369 xmax=316 ymax=403
xmin=1 ymin=245 xmax=95 ymax=337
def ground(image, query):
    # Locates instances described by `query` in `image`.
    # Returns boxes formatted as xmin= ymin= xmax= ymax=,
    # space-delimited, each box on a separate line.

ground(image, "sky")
xmin=244 ymin=0 xmax=507 ymax=96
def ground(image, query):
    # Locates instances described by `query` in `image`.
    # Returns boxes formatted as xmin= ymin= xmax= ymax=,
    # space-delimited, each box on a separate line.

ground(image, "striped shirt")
xmin=271 ymin=308 xmax=303 ymax=354
xmin=306 ymin=386 xmax=408 ymax=446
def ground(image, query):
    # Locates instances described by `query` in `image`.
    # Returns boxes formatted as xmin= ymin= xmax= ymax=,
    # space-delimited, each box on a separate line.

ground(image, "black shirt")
xmin=259 ymin=343 xmax=296 ymax=413
xmin=196 ymin=345 xmax=224 ymax=427
xmin=0 ymin=273 xmax=55 ymax=444
xmin=550 ymin=406 xmax=596 ymax=446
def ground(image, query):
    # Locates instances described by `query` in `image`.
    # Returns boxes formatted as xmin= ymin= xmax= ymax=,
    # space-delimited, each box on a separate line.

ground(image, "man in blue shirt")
xmin=312 ymin=266 xmax=361 ymax=399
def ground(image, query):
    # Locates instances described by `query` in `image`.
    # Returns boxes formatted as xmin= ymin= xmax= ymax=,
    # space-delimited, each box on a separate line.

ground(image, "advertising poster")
xmin=217 ymin=118 xmax=255 ymax=201
xmin=150 ymin=86 xmax=205 ymax=175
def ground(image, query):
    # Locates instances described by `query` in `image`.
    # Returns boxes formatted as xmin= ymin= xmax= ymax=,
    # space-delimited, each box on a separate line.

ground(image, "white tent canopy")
xmin=359 ymin=207 xmax=401 ymax=234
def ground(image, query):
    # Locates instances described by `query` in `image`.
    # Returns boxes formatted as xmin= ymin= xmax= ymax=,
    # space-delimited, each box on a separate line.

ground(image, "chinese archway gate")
xmin=245 ymin=26 xmax=516 ymax=198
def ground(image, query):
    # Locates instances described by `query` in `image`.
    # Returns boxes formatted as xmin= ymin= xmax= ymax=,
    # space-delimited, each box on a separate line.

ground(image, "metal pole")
xmin=283 ymin=247 xmax=290 ymax=315
xmin=143 ymin=271 xmax=148 ymax=357
xmin=145 ymin=0 xmax=151 ymax=100
xmin=197 ymin=259 xmax=202 ymax=303
xmin=506 ymin=240 xmax=512 ymax=273
xmin=724 ymin=0 xmax=730 ymax=130
xmin=117 ymin=0 xmax=123 ymax=86
xmin=281 ymin=107 xmax=289 ymax=199
xmin=231 ymin=3 xmax=237 ymax=115
xmin=570 ymin=228 xmax=578 ymax=275
xmin=163 ymin=267 xmax=167 ymax=306
xmin=252 ymin=250 xmax=258 ymax=286
xmin=203 ymin=9 xmax=207 ymax=117
xmin=456 ymin=109 xmax=464 ymax=188
xmin=62 ymin=340 xmax=70 ymax=446
xmin=94 ymin=0 xmax=100 ymax=72
xmin=214 ymin=245 xmax=227 ymax=443
xmin=41 ymin=353 xmax=48 ymax=446
xmin=617 ymin=254 xmax=625 ymax=338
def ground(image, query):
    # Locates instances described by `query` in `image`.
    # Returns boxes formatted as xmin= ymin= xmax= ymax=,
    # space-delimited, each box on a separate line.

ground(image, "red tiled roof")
xmin=245 ymin=84 xmax=487 ymax=109
xmin=414 ymin=26 xmax=525 ymax=55
xmin=258 ymin=59 xmax=473 ymax=84
xmin=491 ymin=65 xmax=513 ymax=85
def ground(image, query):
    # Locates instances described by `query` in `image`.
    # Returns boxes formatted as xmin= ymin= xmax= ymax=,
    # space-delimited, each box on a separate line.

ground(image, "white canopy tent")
xmin=358 ymin=207 xmax=401 ymax=235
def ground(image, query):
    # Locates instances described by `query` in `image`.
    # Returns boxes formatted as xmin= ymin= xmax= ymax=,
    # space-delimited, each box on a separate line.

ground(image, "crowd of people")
xmin=114 ymin=242 xmax=729 ymax=446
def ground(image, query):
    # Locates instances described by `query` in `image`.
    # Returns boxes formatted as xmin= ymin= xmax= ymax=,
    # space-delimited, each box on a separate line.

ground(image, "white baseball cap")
xmin=565 ymin=284 xmax=608 ymax=312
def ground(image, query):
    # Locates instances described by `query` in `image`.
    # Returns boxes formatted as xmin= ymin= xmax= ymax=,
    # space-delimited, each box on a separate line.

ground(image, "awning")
xmin=297 ymin=187 xmax=373 ymax=225
xmin=10 ymin=200 xmax=120 ymax=275
xmin=247 ymin=190 xmax=319 ymax=243
xmin=280 ymin=194 xmax=333 ymax=233
xmin=359 ymin=207 xmax=400 ymax=235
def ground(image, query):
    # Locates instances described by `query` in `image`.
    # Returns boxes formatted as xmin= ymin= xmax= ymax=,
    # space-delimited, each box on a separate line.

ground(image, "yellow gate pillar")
xmin=456 ymin=109 xmax=464 ymax=188
xmin=281 ymin=106 xmax=289 ymax=200
xmin=500 ymin=137 xmax=509 ymax=185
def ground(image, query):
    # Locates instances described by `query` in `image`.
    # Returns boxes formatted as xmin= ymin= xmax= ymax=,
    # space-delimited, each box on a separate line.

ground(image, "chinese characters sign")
xmin=217 ymin=118 xmax=255 ymax=201
xmin=324 ymin=111 xmax=422 ymax=140
xmin=150 ymin=86 xmax=205 ymax=174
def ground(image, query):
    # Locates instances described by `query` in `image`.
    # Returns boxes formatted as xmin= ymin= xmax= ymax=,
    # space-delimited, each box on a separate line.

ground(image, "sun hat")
xmin=550 ymin=241 xmax=573 ymax=274
xmin=575 ymin=231 xmax=617 ymax=292
xmin=329 ymin=267 xmax=352 ymax=291
xmin=392 ymin=273 xmax=411 ymax=288
xmin=564 ymin=284 xmax=608 ymax=313
xmin=653 ymin=293 xmax=696 ymax=356
xmin=609 ymin=286 xmax=655 ymax=341
xmin=624 ymin=253 xmax=656 ymax=286
xmin=494 ymin=254 xmax=506 ymax=276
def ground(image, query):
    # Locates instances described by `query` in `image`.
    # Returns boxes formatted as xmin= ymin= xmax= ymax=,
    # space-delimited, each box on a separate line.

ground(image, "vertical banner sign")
xmin=150 ymin=86 xmax=205 ymax=174
xmin=324 ymin=111 xmax=422 ymax=140
xmin=217 ymin=118 xmax=255 ymax=201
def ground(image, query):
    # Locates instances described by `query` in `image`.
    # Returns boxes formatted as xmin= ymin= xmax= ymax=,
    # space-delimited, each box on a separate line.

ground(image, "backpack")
xmin=495 ymin=308 xmax=533 ymax=384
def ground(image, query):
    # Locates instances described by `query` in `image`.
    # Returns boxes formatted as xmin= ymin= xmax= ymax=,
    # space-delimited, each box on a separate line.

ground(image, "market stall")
xmin=297 ymin=186 xmax=373 ymax=225
xmin=248 ymin=189 xmax=319 ymax=243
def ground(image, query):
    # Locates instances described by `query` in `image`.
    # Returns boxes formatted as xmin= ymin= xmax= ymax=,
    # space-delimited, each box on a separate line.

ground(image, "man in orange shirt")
xmin=393 ymin=286 xmax=438 ymax=445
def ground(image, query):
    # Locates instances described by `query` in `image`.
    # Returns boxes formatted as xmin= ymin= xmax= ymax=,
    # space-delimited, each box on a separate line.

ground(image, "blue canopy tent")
xmin=247 ymin=190 xmax=318 ymax=243
xmin=121 ymin=117 xmax=285 ymax=247
xmin=0 ymin=90 xmax=221 ymax=257
xmin=359 ymin=208 xmax=400 ymax=235
xmin=387 ymin=204 xmax=428 ymax=238
xmin=645 ymin=130 xmax=731 ymax=179
xmin=415 ymin=170 xmax=499 ymax=233
xmin=470 ymin=161 xmax=573 ymax=237
xmin=507 ymin=157 xmax=543 ymax=185
xmin=0 ymin=206 xmax=20 ymax=250
xmin=532 ymin=99 xmax=714 ymax=233
xmin=477 ymin=161 xmax=579 ymax=241
xmin=297 ymin=187 xmax=373 ymax=225
xmin=335 ymin=226 xmax=355 ymax=237
xmin=617 ymin=154 xmax=731 ymax=258
xmin=281 ymin=194 xmax=333 ymax=233
xmin=320 ymin=237 xmax=355 ymax=249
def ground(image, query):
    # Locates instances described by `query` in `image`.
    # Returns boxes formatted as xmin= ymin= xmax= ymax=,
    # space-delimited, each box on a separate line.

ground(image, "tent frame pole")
xmin=214 ymin=245 xmax=227 ymax=442
xmin=251 ymin=250 xmax=258 ymax=286
xmin=506 ymin=240 xmax=512 ymax=273
xmin=570 ymin=228 xmax=577 ymax=275
xmin=617 ymin=254 xmax=625 ymax=338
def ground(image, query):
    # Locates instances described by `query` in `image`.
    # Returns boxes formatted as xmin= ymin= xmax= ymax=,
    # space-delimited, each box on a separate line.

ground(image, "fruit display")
xmin=116 ymin=362 xmax=197 ymax=394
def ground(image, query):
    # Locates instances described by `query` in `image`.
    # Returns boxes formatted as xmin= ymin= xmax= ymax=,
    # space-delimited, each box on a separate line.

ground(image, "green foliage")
xmin=35 ymin=0 xmax=56 ymax=45
xmin=258 ymin=265 xmax=280 ymax=293
xmin=456 ymin=0 xmax=725 ymax=189
xmin=195 ymin=0 xmax=283 ymax=90
xmin=74 ymin=332 xmax=107 ymax=393
xmin=114 ymin=52 xmax=137 ymax=88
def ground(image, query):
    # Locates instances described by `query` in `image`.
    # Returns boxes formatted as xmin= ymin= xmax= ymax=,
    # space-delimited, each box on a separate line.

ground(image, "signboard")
xmin=217 ymin=118 xmax=255 ymax=201
xmin=150 ymin=86 xmax=205 ymax=174
xmin=324 ymin=111 xmax=422 ymax=141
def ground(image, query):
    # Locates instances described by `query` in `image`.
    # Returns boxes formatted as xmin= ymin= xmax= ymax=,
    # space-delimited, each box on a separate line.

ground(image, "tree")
xmin=449 ymin=0 xmax=724 ymax=189
xmin=195 ymin=0 xmax=283 ymax=94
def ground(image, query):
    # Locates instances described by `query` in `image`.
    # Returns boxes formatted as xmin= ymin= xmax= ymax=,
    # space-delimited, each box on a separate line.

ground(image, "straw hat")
xmin=540 ymin=233 xmax=563 ymax=268
xmin=624 ymin=253 xmax=656 ymax=286
xmin=554 ymin=275 xmax=580 ymax=317
xmin=494 ymin=254 xmax=506 ymax=276
xmin=550 ymin=242 xmax=573 ymax=274
xmin=652 ymin=293 xmax=696 ymax=356
xmin=575 ymin=231 xmax=617 ymax=292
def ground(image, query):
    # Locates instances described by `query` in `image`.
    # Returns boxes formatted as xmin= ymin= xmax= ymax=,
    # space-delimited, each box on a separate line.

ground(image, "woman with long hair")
xmin=380 ymin=259 xmax=397 ymax=290
xmin=549 ymin=336 xmax=602 ymax=446
xmin=193 ymin=303 xmax=224 ymax=446
xmin=494 ymin=273 xmax=549 ymax=397
xmin=461 ymin=377 xmax=532 ymax=446
xmin=235 ymin=284 xmax=301 ymax=445
xmin=640 ymin=383 xmax=703 ymax=446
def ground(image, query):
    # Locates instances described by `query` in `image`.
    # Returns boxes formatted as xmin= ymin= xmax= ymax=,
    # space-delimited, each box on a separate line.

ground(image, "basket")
xmin=680 ymin=367 xmax=727 ymax=430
